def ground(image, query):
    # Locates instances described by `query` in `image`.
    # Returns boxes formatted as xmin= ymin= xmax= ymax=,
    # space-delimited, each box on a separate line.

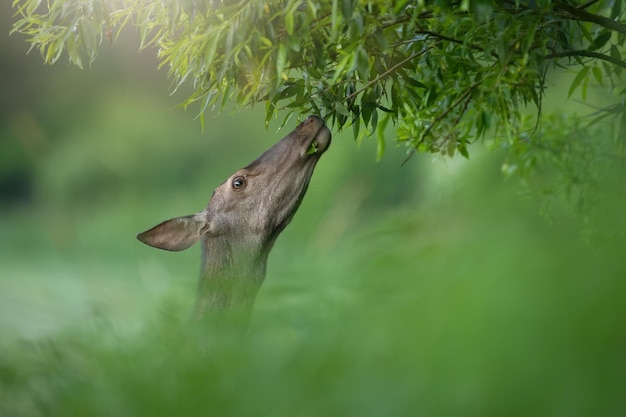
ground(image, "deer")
xmin=136 ymin=115 xmax=331 ymax=331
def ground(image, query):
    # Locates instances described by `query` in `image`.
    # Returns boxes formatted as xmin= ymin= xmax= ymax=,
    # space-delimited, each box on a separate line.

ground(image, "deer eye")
xmin=231 ymin=176 xmax=247 ymax=190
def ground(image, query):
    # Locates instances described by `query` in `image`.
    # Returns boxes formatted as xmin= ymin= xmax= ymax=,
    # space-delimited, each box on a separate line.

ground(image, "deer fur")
xmin=137 ymin=116 xmax=331 ymax=329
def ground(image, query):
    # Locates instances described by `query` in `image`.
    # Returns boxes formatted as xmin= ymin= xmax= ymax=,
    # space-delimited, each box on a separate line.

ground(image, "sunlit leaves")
xmin=11 ymin=0 xmax=116 ymax=68
xmin=10 ymin=0 xmax=626 ymax=162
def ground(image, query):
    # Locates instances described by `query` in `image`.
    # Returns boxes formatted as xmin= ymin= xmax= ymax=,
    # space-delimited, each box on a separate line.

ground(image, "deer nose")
xmin=304 ymin=115 xmax=322 ymax=125
xmin=314 ymin=124 xmax=332 ymax=152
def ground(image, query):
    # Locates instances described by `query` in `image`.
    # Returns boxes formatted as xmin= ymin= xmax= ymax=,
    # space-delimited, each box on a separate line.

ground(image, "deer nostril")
xmin=306 ymin=115 xmax=320 ymax=124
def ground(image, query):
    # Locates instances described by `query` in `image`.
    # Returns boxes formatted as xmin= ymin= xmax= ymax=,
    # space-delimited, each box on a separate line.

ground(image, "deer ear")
xmin=137 ymin=213 xmax=210 ymax=251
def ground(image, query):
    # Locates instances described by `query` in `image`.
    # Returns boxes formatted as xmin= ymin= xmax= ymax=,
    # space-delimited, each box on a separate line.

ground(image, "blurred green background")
xmin=1 ymin=2 xmax=625 ymax=416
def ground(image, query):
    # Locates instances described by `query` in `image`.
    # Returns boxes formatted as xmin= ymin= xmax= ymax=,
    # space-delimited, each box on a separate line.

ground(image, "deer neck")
xmin=193 ymin=235 xmax=270 ymax=327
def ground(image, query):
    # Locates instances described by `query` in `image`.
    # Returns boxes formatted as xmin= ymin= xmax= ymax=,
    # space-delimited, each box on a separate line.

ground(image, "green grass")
xmin=1 ymin=155 xmax=625 ymax=416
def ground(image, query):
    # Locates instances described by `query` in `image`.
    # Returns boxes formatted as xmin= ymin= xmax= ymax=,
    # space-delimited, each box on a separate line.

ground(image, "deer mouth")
xmin=308 ymin=124 xmax=332 ymax=155
xmin=304 ymin=117 xmax=332 ymax=156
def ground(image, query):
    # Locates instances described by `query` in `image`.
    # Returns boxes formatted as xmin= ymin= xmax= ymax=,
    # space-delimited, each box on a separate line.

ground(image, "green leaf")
xmin=199 ymin=112 xmax=205 ymax=132
xmin=276 ymin=44 xmax=287 ymax=79
xmin=306 ymin=140 xmax=319 ymax=154
xmin=611 ymin=45 xmax=623 ymax=76
xmin=331 ymin=0 xmax=339 ymax=34
xmin=341 ymin=0 xmax=352 ymax=20
xmin=285 ymin=11 xmax=294 ymax=35
xmin=204 ymin=34 xmax=220 ymax=69
xmin=331 ymin=53 xmax=352 ymax=83
xmin=568 ymin=67 xmax=589 ymax=99
xmin=372 ymin=28 xmax=389 ymax=51
xmin=592 ymin=66 xmax=603 ymax=85
xmin=371 ymin=108 xmax=378 ymax=131
xmin=361 ymin=103 xmax=372 ymax=127
xmin=581 ymin=78 xmax=588 ymax=100
xmin=355 ymin=47 xmax=370 ymax=80
xmin=260 ymin=36 xmax=273 ymax=48
xmin=611 ymin=0 xmax=623 ymax=19
xmin=404 ymin=77 xmax=427 ymax=89
xmin=66 ymin=34 xmax=83 ymax=69
xmin=426 ymin=87 xmax=438 ymax=107
xmin=610 ymin=45 xmax=621 ymax=61
xmin=335 ymin=101 xmax=350 ymax=116
xmin=265 ymin=100 xmax=276 ymax=129
xmin=352 ymin=116 xmax=360 ymax=139
xmin=458 ymin=141 xmax=469 ymax=159
xmin=376 ymin=112 xmax=389 ymax=161
xmin=588 ymin=31 xmax=611 ymax=52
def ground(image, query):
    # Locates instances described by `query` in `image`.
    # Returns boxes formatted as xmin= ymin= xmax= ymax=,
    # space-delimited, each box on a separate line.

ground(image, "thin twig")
xmin=531 ymin=59 xmax=550 ymax=137
xmin=421 ymin=81 xmax=480 ymax=141
xmin=401 ymin=81 xmax=480 ymax=166
xmin=379 ymin=10 xmax=435 ymax=30
xmin=439 ymin=92 xmax=473 ymax=148
xmin=546 ymin=50 xmax=626 ymax=70
xmin=414 ymin=29 xmax=501 ymax=60
xmin=342 ymin=41 xmax=442 ymax=105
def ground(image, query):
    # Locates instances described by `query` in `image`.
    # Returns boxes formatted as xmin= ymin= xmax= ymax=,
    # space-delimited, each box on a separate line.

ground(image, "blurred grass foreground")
xmin=1 ymin=5 xmax=626 ymax=416
xmin=1 ymin=143 xmax=625 ymax=416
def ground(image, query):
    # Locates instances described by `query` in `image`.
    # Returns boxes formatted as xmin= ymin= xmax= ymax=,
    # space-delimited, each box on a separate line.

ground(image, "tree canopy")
xmin=10 ymin=0 xmax=626 ymax=167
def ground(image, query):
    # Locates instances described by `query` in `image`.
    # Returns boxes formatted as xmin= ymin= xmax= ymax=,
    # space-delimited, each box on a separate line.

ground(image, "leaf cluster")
xmin=10 ymin=0 xmax=626 ymax=161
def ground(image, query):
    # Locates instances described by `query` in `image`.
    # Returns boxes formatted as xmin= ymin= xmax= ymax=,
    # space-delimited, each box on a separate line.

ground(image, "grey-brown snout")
xmin=302 ymin=115 xmax=331 ymax=155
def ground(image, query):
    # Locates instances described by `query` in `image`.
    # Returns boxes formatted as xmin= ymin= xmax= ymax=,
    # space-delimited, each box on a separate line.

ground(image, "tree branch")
xmin=546 ymin=50 xmax=626 ymax=70
xmin=414 ymin=30 xmax=499 ymax=59
xmin=342 ymin=41 xmax=443 ymax=105
xmin=555 ymin=2 xmax=626 ymax=36
xmin=422 ymin=81 xmax=480 ymax=141
xmin=577 ymin=0 xmax=602 ymax=9
xmin=401 ymin=81 xmax=480 ymax=166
